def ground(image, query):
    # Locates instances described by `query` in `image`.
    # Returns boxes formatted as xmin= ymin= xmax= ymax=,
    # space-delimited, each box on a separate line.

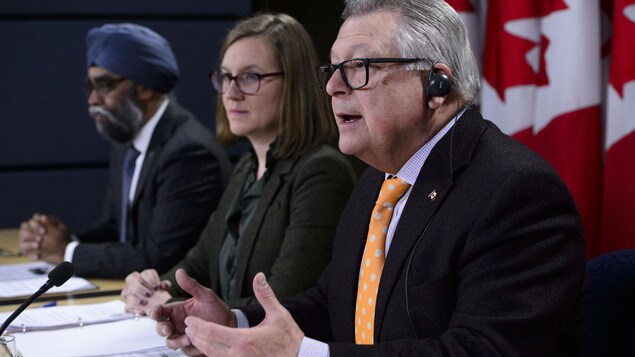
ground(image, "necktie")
xmin=120 ymin=146 xmax=140 ymax=242
xmin=355 ymin=177 xmax=410 ymax=344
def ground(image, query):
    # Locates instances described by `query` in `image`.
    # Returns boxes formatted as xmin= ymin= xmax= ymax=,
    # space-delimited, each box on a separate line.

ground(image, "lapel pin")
xmin=428 ymin=190 xmax=437 ymax=201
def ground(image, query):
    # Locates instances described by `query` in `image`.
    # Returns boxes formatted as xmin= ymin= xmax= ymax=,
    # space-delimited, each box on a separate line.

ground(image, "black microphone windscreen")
xmin=48 ymin=261 xmax=74 ymax=287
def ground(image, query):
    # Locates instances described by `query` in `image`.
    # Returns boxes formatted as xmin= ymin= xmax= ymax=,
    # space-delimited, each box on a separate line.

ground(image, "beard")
xmin=89 ymin=92 xmax=143 ymax=144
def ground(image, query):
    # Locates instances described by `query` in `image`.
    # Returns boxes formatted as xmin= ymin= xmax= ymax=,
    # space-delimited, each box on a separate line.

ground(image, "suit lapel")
xmin=372 ymin=155 xmax=452 ymax=341
xmin=231 ymin=153 xmax=299 ymax=297
xmin=132 ymin=103 xmax=182 ymax=204
xmin=112 ymin=145 xmax=127 ymax=229
xmin=207 ymin=156 xmax=251 ymax=293
xmin=373 ymin=108 xmax=486 ymax=341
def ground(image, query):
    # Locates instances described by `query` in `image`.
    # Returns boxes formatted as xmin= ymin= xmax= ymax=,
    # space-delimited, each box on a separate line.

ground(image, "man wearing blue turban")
xmin=18 ymin=23 xmax=231 ymax=278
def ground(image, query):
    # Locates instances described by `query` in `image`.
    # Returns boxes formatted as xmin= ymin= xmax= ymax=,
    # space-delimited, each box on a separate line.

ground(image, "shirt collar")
xmin=132 ymin=98 xmax=169 ymax=154
xmin=390 ymin=106 xmax=468 ymax=185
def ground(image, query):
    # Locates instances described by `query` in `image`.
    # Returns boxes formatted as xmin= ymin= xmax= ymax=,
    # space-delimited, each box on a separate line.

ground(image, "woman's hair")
xmin=215 ymin=13 xmax=336 ymax=159
xmin=342 ymin=0 xmax=480 ymax=103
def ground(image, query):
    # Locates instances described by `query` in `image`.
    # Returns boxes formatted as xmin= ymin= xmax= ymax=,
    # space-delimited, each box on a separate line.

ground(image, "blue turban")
xmin=86 ymin=23 xmax=179 ymax=93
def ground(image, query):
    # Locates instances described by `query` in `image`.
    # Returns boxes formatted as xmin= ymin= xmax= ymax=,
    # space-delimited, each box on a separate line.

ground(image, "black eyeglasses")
xmin=209 ymin=71 xmax=284 ymax=95
xmin=84 ymin=76 xmax=127 ymax=97
xmin=316 ymin=58 xmax=423 ymax=91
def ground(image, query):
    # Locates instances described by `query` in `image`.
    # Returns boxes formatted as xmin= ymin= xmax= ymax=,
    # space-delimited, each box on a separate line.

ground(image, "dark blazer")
xmin=243 ymin=108 xmax=586 ymax=356
xmin=163 ymin=144 xmax=357 ymax=307
xmin=73 ymin=102 xmax=230 ymax=278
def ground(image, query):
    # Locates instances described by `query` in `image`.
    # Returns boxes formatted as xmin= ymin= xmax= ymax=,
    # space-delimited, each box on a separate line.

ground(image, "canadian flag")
xmin=447 ymin=0 xmax=603 ymax=257
xmin=600 ymin=0 xmax=635 ymax=254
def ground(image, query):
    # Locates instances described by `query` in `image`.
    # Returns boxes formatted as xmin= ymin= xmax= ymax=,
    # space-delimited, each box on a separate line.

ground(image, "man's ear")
xmin=135 ymin=85 xmax=155 ymax=101
xmin=427 ymin=95 xmax=445 ymax=110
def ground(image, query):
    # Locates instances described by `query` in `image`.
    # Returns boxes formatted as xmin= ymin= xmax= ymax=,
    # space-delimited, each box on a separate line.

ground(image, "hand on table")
xmin=122 ymin=269 xmax=173 ymax=316
xmin=19 ymin=214 xmax=69 ymax=264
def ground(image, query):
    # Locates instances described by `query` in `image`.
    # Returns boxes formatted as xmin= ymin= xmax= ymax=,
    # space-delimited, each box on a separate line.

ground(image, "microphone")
xmin=0 ymin=261 xmax=74 ymax=335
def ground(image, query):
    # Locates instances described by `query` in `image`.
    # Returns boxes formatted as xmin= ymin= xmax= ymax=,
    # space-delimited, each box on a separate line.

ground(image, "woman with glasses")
xmin=121 ymin=13 xmax=356 ymax=313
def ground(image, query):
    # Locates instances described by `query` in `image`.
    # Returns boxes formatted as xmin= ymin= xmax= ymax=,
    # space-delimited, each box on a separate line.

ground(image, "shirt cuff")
xmin=232 ymin=309 xmax=249 ymax=328
xmin=64 ymin=241 xmax=79 ymax=262
xmin=299 ymin=337 xmax=330 ymax=357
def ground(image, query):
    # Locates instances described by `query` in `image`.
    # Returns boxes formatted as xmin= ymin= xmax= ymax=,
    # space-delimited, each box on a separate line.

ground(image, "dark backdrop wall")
xmin=0 ymin=1 xmax=251 ymax=230
xmin=253 ymin=0 xmax=368 ymax=175
xmin=253 ymin=0 xmax=344 ymax=63
xmin=0 ymin=0 xmax=353 ymax=230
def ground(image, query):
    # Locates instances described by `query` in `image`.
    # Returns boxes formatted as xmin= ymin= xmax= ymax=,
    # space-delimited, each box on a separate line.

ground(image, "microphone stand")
xmin=0 ymin=261 xmax=74 ymax=336
xmin=0 ymin=281 xmax=54 ymax=335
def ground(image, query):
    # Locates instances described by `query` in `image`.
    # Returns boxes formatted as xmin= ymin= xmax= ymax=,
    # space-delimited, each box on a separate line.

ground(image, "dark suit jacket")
xmin=73 ymin=102 xmax=231 ymax=278
xmin=243 ymin=108 xmax=586 ymax=356
xmin=163 ymin=144 xmax=357 ymax=307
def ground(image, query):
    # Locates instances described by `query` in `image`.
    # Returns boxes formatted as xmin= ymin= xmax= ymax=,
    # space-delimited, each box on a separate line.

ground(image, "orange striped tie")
xmin=355 ymin=177 xmax=410 ymax=344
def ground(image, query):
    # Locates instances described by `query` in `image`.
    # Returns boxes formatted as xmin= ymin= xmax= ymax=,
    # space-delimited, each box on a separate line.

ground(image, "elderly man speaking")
xmin=148 ymin=1 xmax=586 ymax=356
xmin=19 ymin=23 xmax=230 ymax=278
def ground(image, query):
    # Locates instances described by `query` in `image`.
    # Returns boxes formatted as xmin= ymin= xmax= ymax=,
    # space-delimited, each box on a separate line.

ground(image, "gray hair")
xmin=342 ymin=0 xmax=480 ymax=102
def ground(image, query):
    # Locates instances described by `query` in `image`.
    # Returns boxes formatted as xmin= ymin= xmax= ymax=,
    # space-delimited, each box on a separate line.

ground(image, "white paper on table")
xmin=0 ymin=300 xmax=130 ymax=334
xmin=13 ymin=317 xmax=170 ymax=357
xmin=0 ymin=261 xmax=57 ymax=281
xmin=0 ymin=276 xmax=96 ymax=298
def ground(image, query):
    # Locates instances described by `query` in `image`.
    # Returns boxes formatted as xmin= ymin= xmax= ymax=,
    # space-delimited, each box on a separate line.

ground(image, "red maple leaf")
xmin=483 ymin=0 xmax=568 ymax=102
xmin=445 ymin=0 xmax=476 ymax=12
xmin=610 ymin=0 xmax=635 ymax=97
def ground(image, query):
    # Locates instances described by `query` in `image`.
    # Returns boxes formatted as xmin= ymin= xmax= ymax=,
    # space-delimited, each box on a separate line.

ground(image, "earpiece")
xmin=426 ymin=62 xmax=451 ymax=107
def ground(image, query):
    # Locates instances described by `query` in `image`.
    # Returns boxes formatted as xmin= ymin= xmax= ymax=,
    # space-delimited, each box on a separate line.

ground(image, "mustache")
xmin=89 ymin=105 xmax=111 ymax=118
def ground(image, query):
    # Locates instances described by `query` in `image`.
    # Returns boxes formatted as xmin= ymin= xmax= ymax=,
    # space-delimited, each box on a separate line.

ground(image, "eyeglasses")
xmin=84 ymin=77 xmax=127 ymax=97
xmin=209 ymin=71 xmax=284 ymax=95
xmin=316 ymin=58 xmax=423 ymax=91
